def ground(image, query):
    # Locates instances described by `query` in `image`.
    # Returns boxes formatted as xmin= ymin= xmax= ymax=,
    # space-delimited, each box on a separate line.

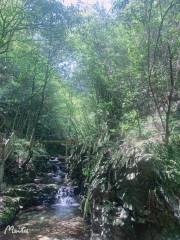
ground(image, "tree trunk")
xmin=23 ymin=51 xmax=51 ymax=168
xmin=0 ymin=161 xmax=5 ymax=191
xmin=165 ymin=45 xmax=176 ymax=144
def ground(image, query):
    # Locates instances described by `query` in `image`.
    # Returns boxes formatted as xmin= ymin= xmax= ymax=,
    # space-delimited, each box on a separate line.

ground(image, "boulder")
xmin=4 ymin=183 xmax=59 ymax=207
xmin=0 ymin=196 xmax=20 ymax=229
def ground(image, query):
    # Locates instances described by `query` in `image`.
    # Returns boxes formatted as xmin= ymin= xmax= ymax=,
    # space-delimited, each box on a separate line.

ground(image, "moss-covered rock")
xmin=0 ymin=196 xmax=20 ymax=229
xmin=4 ymin=183 xmax=59 ymax=207
xmin=0 ymin=183 xmax=59 ymax=229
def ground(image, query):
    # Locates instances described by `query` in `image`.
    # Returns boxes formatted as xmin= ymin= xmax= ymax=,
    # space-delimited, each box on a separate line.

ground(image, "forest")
xmin=0 ymin=0 xmax=179 ymax=239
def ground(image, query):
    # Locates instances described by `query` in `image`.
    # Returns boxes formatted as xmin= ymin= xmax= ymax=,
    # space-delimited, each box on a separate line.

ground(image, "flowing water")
xmin=55 ymin=187 xmax=80 ymax=207
xmin=0 ymin=157 xmax=89 ymax=240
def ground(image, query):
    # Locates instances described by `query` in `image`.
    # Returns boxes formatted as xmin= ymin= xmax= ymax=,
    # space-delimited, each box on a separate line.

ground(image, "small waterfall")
xmin=49 ymin=156 xmax=66 ymax=183
xmin=56 ymin=186 xmax=79 ymax=207
xmin=49 ymin=156 xmax=80 ymax=207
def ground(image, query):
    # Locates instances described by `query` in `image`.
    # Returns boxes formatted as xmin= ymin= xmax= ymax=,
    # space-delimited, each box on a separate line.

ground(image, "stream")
xmin=0 ymin=157 xmax=89 ymax=240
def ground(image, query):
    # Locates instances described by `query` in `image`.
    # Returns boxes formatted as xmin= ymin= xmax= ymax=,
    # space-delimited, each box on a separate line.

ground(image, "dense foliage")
xmin=0 ymin=0 xmax=179 ymax=238
xmin=0 ymin=0 xmax=179 ymax=143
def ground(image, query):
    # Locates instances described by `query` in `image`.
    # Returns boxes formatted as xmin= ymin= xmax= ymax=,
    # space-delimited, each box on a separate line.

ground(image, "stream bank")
xmin=0 ymin=204 xmax=89 ymax=240
xmin=0 ymin=155 xmax=90 ymax=240
xmin=0 ymin=140 xmax=180 ymax=240
xmin=68 ymin=140 xmax=180 ymax=240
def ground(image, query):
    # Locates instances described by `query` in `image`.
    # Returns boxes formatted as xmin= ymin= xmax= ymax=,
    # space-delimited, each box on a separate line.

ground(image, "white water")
xmin=49 ymin=156 xmax=80 ymax=207
xmin=55 ymin=186 xmax=80 ymax=207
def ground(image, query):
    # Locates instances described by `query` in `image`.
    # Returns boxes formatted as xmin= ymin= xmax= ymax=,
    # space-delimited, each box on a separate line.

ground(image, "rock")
xmin=4 ymin=183 xmax=59 ymax=207
xmin=47 ymin=173 xmax=54 ymax=177
xmin=0 ymin=196 xmax=20 ymax=229
xmin=34 ymin=178 xmax=42 ymax=184
xmin=49 ymin=158 xmax=59 ymax=164
xmin=90 ymin=233 xmax=101 ymax=240
xmin=0 ymin=183 xmax=59 ymax=229
xmin=73 ymin=144 xmax=180 ymax=240
xmin=58 ymin=154 xmax=66 ymax=161
xmin=73 ymin=186 xmax=80 ymax=195
xmin=52 ymin=175 xmax=63 ymax=183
